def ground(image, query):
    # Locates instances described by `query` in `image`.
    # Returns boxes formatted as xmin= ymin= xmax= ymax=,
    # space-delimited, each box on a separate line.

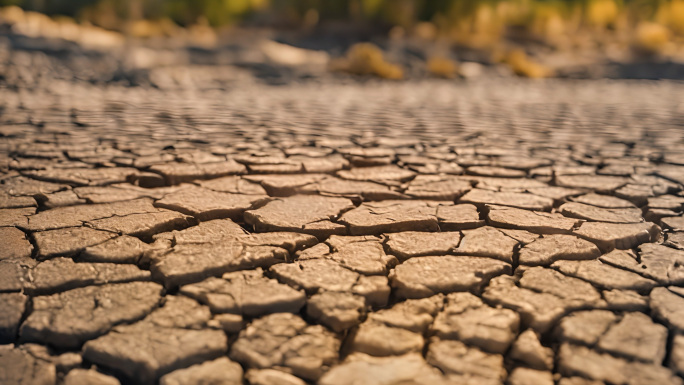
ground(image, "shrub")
xmin=503 ymin=49 xmax=552 ymax=78
xmin=427 ymin=57 xmax=459 ymax=79
xmin=633 ymin=21 xmax=671 ymax=55
xmin=329 ymin=43 xmax=403 ymax=80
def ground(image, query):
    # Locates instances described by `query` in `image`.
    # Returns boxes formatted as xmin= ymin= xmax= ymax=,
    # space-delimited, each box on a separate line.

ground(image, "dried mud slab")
xmin=25 ymin=257 xmax=151 ymax=295
xmin=555 ymin=310 xmax=617 ymax=346
xmin=150 ymin=160 xmax=246 ymax=185
xmin=427 ymin=338 xmax=506 ymax=382
xmin=518 ymin=235 xmax=601 ymax=266
xmin=319 ymin=353 xmax=453 ymax=385
xmin=40 ymin=190 xmax=86 ymax=208
xmin=270 ymin=258 xmax=390 ymax=306
xmin=72 ymin=185 xmax=170 ymax=204
xmin=0 ymin=207 xmax=36 ymax=227
xmin=557 ymin=344 xmax=682 ymax=385
xmin=0 ymin=227 xmax=33 ymax=260
xmin=559 ymin=202 xmax=643 ymax=223
xmin=671 ymin=335 xmax=684 ymax=377
xmin=436 ymin=204 xmax=484 ymax=230
xmin=307 ymin=291 xmax=366 ymax=332
xmin=551 ymin=259 xmax=657 ymax=292
xmin=570 ymin=193 xmax=636 ymax=208
xmin=483 ymin=268 xmax=602 ymax=333
xmin=0 ymin=292 xmax=27 ymax=343
xmin=24 ymin=167 xmax=141 ymax=187
xmin=555 ymin=175 xmax=629 ymax=193
xmin=431 ymin=292 xmax=519 ymax=354
xmin=242 ymin=174 xmax=327 ymax=196
xmin=155 ymin=185 xmax=268 ymax=221
xmin=403 ymin=175 xmax=472 ymax=200
xmin=650 ymin=287 xmax=684 ymax=332
xmin=663 ymin=216 xmax=684 ymax=231
xmin=0 ymin=346 xmax=56 ymax=385
xmin=337 ymin=165 xmax=415 ymax=183
xmin=0 ymin=258 xmax=33 ymax=292
xmin=526 ymin=186 xmax=583 ymax=201
xmin=666 ymin=232 xmax=684 ymax=250
xmin=349 ymin=320 xmax=425 ymax=356
xmin=296 ymin=176 xmax=405 ymax=201
xmin=229 ymin=312 xmax=339 ymax=381
xmin=467 ymin=166 xmax=526 ymax=178
xmin=63 ymin=369 xmax=121 ymax=385
xmin=246 ymin=369 xmax=307 ymax=385
xmin=460 ymin=189 xmax=553 ymax=211
xmin=1 ymin=176 xmax=66 ymax=197
xmin=21 ymin=281 xmax=162 ymax=348
xmin=310 ymin=235 xmax=398 ymax=275
xmin=598 ymin=245 xmax=684 ymax=285
xmin=462 ymin=176 xmax=547 ymax=191
xmin=25 ymin=198 xmax=158 ymax=231
xmin=0 ymin=194 xmax=37 ymax=209
xmin=597 ymin=312 xmax=668 ymax=364
xmin=179 ymin=268 xmax=305 ymax=316
xmin=244 ymin=195 xmax=353 ymax=238
xmin=602 ymin=289 xmax=648 ymax=312
xmin=507 ymin=368 xmax=554 ymax=385
xmin=33 ymin=227 xmax=117 ymax=259
xmin=150 ymin=242 xmax=286 ymax=289
xmin=197 ymin=175 xmax=267 ymax=195
xmin=389 ymin=256 xmax=511 ymax=299
xmin=573 ymin=221 xmax=660 ymax=251
xmin=510 ymin=329 xmax=554 ymax=370
xmin=338 ymin=200 xmax=442 ymax=235
xmin=83 ymin=321 xmax=227 ymax=384
xmin=149 ymin=220 xmax=317 ymax=288
xmin=159 ymin=357 xmax=243 ymax=385
xmin=385 ymin=231 xmax=461 ymax=260
xmin=455 ymin=227 xmax=518 ymax=263
xmin=487 ymin=206 xmax=579 ymax=234
xmin=367 ymin=295 xmax=443 ymax=333
xmin=80 ymin=235 xmax=148 ymax=263
xmin=85 ymin=210 xmax=194 ymax=238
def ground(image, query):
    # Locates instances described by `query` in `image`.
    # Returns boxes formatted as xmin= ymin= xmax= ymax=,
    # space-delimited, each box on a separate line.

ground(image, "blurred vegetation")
xmin=329 ymin=42 xmax=404 ymax=79
xmin=1 ymin=0 xmax=681 ymax=33
xmin=2 ymin=0 xmax=683 ymax=78
xmin=426 ymin=56 xmax=459 ymax=79
xmin=2 ymin=0 xmax=682 ymax=46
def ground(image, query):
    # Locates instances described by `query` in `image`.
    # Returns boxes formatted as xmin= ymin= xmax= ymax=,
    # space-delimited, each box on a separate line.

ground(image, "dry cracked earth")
xmin=3 ymin=37 xmax=684 ymax=385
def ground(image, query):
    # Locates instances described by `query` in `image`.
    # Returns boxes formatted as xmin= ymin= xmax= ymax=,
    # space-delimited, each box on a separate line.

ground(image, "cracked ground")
xmin=2 ymin=40 xmax=684 ymax=385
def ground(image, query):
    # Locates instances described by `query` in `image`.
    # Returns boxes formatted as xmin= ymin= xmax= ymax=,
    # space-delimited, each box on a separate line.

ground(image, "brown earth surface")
xmin=1 ymin=31 xmax=684 ymax=385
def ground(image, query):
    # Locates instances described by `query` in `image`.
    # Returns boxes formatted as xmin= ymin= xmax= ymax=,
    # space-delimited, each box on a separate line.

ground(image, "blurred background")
xmin=0 ymin=0 xmax=683 ymax=82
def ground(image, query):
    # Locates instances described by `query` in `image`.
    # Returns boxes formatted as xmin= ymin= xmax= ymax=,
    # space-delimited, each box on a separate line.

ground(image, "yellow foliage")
xmin=329 ymin=43 xmax=403 ymax=80
xmin=633 ymin=22 xmax=671 ymax=54
xmin=249 ymin=0 xmax=270 ymax=10
xmin=656 ymin=0 xmax=684 ymax=35
xmin=361 ymin=0 xmax=384 ymax=17
xmin=472 ymin=4 xmax=498 ymax=34
xmin=224 ymin=0 xmax=252 ymax=15
xmin=127 ymin=18 xmax=179 ymax=37
xmin=503 ymin=50 xmax=552 ymax=78
xmin=413 ymin=22 xmax=437 ymax=40
xmin=531 ymin=4 xmax=566 ymax=41
xmin=586 ymin=0 xmax=618 ymax=28
xmin=427 ymin=57 xmax=458 ymax=79
xmin=448 ymin=3 xmax=506 ymax=49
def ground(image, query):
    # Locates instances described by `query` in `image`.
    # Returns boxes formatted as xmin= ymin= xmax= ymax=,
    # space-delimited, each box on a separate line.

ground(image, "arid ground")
xmin=2 ymin=22 xmax=684 ymax=385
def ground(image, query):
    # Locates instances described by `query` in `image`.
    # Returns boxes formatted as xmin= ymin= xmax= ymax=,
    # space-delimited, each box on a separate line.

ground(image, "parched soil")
xmin=1 ymin=34 xmax=684 ymax=385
